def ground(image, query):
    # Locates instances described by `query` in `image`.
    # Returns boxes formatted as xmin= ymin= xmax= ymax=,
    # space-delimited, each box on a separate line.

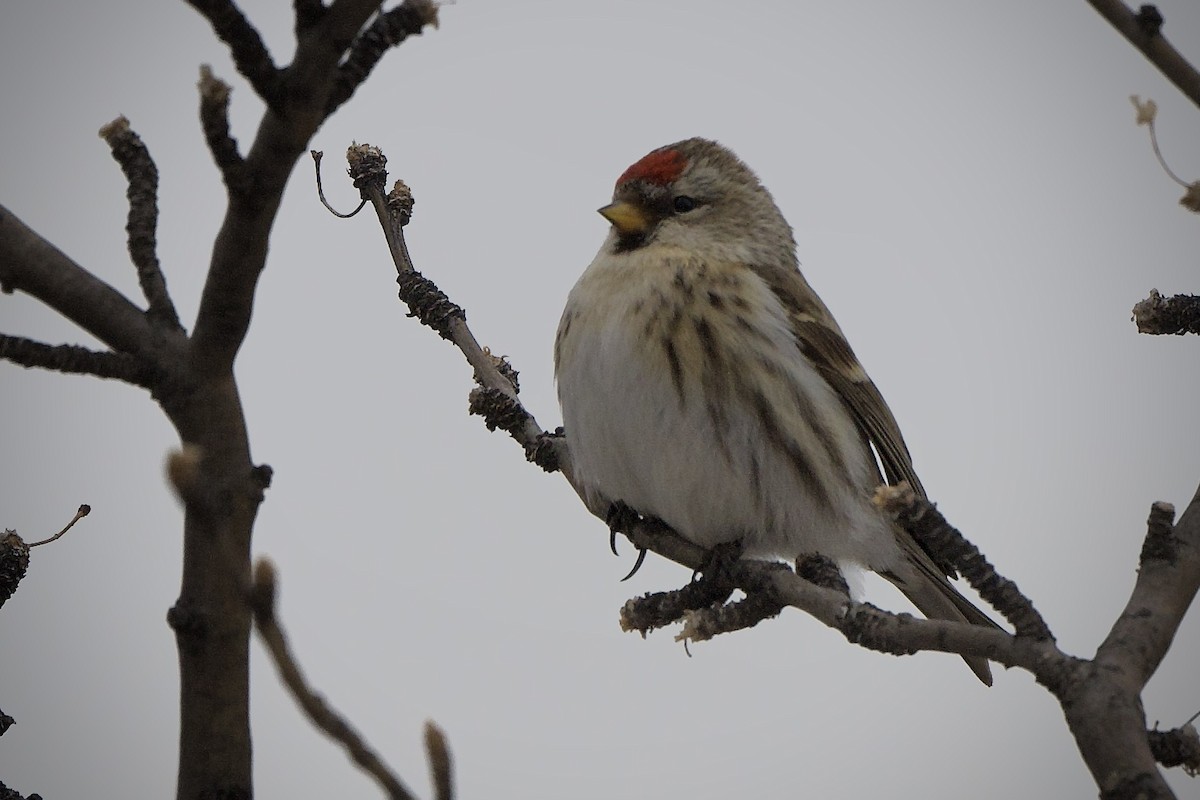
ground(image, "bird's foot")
xmin=605 ymin=501 xmax=669 ymax=581
xmin=795 ymin=552 xmax=850 ymax=597
xmin=688 ymin=539 xmax=744 ymax=606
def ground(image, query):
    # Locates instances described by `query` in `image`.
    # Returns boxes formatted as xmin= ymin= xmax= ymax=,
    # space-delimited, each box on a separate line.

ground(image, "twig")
xmin=1096 ymin=495 xmax=1200 ymax=687
xmin=423 ymin=721 xmax=454 ymax=800
xmin=249 ymin=559 xmax=420 ymax=800
xmin=344 ymin=143 xmax=569 ymax=473
xmin=98 ymin=117 xmax=182 ymax=330
xmin=28 ymin=504 xmax=91 ymax=548
xmin=1089 ymin=0 xmax=1200 ymax=108
xmin=0 ymin=335 xmax=160 ymax=387
xmin=875 ymin=483 xmax=1054 ymax=640
xmin=1132 ymin=290 xmax=1200 ymax=335
xmin=327 ymin=0 xmax=441 ymax=115
xmin=1149 ymin=718 xmax=1200 ymax=774
xmin=198 ymin=67 xmax=248 ymax=195
xmin=311 ymin=151 xmax=367 ymax=217
xmin=184 ymin=0 xmax=282 ymax=109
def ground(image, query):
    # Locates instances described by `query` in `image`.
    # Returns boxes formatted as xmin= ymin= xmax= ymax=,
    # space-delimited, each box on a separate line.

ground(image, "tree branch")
xmin=1133 ymin=289 xmax=1200 ymax=335
xmin=249 ymin=559 xmax=423 ymax=800
xmin=348 ymin=142 xmax=1198 ymax=798
xmin=1088 ymin=1 xmax=1200 ymax=108
xmin=188 ymin=0 xmax=436 ymax=380
xmin=875 ymin=483 xmax=1053 ymax=640
xmin=198 ymin=66 xmax=248 ymax=195
xmin=327 ymin=0 xmax=441 ymax=115
xmin=294 ymin=0 xmax=327 ymax=33
xmin=341 ymin=144 xmax=570 ymax=475
xmin=184 ymin=0 xmax=283 ymax=109
xmin=97 ymin=116 xmax=182 ymax=331
xmin=0 ymin=204 xmax=177 ymax=363
xmin=1098 ymin=496 xmax=1200 ymax=688
xmin=1149 ymin=721 xmax=1200 ymax=774
xmin=0 ymin=334 xmax=159 ymax=387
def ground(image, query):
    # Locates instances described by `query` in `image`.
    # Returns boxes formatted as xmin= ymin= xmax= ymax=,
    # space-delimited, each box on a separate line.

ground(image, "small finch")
xmin=555 ymin=138 xmax=997 ymax=685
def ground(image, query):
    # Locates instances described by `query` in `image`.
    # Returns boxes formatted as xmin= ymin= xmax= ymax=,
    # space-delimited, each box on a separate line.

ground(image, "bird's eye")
xmin=673 ymin=195 xmax=698 ymax=213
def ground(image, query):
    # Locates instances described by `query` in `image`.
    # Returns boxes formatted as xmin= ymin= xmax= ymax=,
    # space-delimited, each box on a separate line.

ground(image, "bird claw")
xmin=605 ymin=501 xmax=636 ymax=556
xmin=606 ymin=501 xmax=658 ymax=581
xmin=620 ymin=548 xmax=647 ymax=581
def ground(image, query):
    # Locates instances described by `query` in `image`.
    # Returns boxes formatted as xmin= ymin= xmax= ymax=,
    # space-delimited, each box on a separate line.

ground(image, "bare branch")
xmin=327 ymin=0 xmax=441 ymax=115
xmin=27 ymin=504 xmax=92 ymax=548
xmin=1133 ymin=289 xmax=1200 ymax=335
xmin=1097 ymin=496 xmax=1200 ymax=687
xmin=184 ymin=0 xmax=282 ymax=108
xmin=423 ymin=721 xmax=454 ymax=800
xmin=250 ymin=559 xmax=420 ymax=800
xmin=0 ymin=205 xmax=172 ymax=361
xmin=311 ymin=150 xmax=367 ymax=217
xmin=0 ymin=335 xmax=160 ymax=387
xmin=1149 ymin=721 xmax=1200 ymax=774
xmin=198 ymin=66 xmax=248 ymax=194
xmin=97 ymin=116 xmax=182 ymax=331
xmin=188 ymin=1 xmax=413 ymax=379
xmin=874 ymin=483 xmax=1053 ymax=640
xmin=1089 ymin=0 xmax=1200 ymax=108
xmin=345 ymin=144 xmax=568 ymax=472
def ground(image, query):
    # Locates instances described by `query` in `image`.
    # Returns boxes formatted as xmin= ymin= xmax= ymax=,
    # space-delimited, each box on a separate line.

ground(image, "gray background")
xmin=2 ymin=1 xmax=1198 ymax=797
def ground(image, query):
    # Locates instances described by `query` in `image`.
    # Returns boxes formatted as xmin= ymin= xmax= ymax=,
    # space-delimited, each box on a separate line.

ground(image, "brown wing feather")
xmin=748 ymin=263 xmax=924 ymax=497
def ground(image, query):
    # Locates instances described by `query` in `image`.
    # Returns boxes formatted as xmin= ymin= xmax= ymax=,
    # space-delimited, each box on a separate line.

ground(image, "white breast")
xmin=555 ymin=245 xmax=901 ymax=571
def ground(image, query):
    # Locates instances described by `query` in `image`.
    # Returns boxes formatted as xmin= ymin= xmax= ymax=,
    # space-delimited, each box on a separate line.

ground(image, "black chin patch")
xmin=612 ymin=233 xmax=648 ymax=253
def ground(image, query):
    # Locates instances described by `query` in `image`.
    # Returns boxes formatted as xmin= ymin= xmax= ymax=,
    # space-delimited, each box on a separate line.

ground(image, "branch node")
xmin=387 ymin=180 xmax=415 ymax=226
xmin=1148 ymin=721 xmax=1200 ymax=774
xmin=1140 ymin=500 xmax=1178 ymax=564
xmin=396 ymin=270 xmax=465 ymax=340
xmin=842 ymin=604 xmax=921 ymax=657
xmin=468 ymin=386 xmax=528 ymax=436
xmin=527 ymin=429 xmax=565 ymax=473
xmin=0 ymin=530 xmax=31 ymax=611
xmin=1132 ymin=289 xmax=1200 ymax=335
xmin=1134 ymin=4 xmax=1164 ymax=37
xmin=347 ymin=142 xmax=389 ymax=195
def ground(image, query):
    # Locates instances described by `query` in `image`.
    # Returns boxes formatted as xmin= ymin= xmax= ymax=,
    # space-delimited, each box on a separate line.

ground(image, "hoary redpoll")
xmin=555 ymin=138 xmax=996 ymax=684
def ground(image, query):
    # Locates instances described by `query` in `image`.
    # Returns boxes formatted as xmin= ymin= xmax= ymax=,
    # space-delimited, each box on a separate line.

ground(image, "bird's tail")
xmin=884 ymin=540 xmax=1001 ymax=686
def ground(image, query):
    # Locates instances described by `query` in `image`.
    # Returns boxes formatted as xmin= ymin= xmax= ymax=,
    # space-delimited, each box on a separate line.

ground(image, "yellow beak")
xmin=598 ymin=201 xmax=650 ymax=235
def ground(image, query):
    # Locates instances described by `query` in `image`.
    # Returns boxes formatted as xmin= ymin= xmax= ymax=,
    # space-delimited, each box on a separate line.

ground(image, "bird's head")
xmin=600 ymin=137 xmax=796 ymax=267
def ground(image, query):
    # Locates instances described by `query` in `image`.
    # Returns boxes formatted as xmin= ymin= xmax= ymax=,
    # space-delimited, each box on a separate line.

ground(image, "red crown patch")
xmin=616 ymin=148 xmax=687 ymax=188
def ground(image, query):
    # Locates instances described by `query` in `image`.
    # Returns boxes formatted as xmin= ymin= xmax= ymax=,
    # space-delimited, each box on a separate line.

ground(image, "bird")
xmin=554 ymin=137 xmax=997 ymax=685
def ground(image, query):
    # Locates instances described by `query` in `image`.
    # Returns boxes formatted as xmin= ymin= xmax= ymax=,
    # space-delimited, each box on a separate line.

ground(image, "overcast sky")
xmin=2 ymin=2 xmax=1199 ymax=798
